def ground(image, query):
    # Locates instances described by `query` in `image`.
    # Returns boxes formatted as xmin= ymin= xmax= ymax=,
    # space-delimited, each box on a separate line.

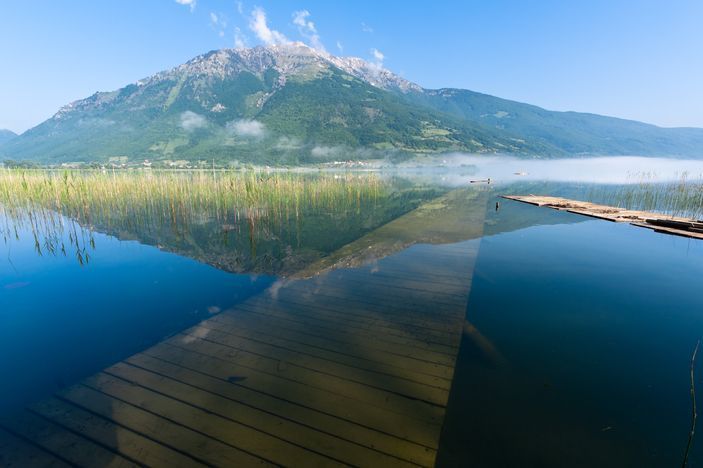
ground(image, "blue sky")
xmin=1 ymin=0 xmax=701 ymax=133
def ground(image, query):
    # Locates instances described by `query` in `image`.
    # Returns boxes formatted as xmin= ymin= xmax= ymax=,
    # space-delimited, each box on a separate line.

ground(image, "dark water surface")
xmin=1 ymin=174 xmax=702 ymax=466
xmin=440 ymin=200 xmax=703 ymax=467
xmin=0 ymin=221 xmax=274 ymax=414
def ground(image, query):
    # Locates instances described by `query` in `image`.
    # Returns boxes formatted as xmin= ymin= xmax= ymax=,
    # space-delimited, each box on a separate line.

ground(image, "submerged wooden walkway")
xmin=503 ymin=195 xmax=703 ymax=240
xmin=0 ymin=191 xmax=488 ymax=467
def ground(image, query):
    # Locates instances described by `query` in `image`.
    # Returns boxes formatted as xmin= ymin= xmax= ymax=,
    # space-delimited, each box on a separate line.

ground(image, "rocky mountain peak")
xmin=153 ymin=43 xmax=421 ymax=93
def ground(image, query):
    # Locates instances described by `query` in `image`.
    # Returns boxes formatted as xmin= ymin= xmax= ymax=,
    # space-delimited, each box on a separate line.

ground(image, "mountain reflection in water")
xmin=1 ymin=169 xmax=702 ymax=467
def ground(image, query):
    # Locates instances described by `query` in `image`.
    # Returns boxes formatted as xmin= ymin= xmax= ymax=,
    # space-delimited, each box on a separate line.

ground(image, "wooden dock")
xmin=502 ymin=195 xmax=703 ymax=240
xmin=0 ymin=191 xmax=487 ymax=467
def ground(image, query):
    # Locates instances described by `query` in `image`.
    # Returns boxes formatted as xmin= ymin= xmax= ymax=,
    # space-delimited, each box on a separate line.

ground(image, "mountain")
xmin=2 ymin=43 xmax=702 ymax=164
xmin=408 ymin=89 xmax=703 ymax=157
xmin=0 ymin=129 xmax=17 ymax=146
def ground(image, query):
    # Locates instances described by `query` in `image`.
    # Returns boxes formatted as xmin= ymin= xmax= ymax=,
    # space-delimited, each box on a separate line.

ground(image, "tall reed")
xmin=587 ymin=172 xmax=703 ymax=220
xmin=0 ymin=168 xmax=387 ymax=261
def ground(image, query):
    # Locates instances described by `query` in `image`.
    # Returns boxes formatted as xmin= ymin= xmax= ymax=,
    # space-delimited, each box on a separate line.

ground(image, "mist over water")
xmin=429 ymin=155 xmax=703 ymax=185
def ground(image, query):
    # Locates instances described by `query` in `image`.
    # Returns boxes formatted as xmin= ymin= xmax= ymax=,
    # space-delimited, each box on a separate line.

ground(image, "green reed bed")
xmin=0 ymin=168 xmax=386 ymax=260
xmin=587 ymin=172 xmax=703 ymax=220
xmin=1 ymin=168 xmax=382 ymax=212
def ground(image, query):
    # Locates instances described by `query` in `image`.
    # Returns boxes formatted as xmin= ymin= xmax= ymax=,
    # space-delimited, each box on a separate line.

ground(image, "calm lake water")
xmin=1 ymin=162 xmax=702 ymax=466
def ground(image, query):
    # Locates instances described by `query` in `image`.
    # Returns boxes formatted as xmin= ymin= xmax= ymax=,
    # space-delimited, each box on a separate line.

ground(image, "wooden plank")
xmin=210 ymin=310 xmax=457 ymax=378
xmin=278 ymin=281 xmax=467 ymax=313
xmin=233 ymin=299 xmax=461 ymax=353
xmin=241 ymin=294 xmax=462 ymax=345
xmin=181 ymin=323 xmax=452 ymax=400
xmin=502 ymin=195 xmax=703 ymax=240
xmin=281 ymin=277 xmax=469 ymax=312
xmin=125 ymin=353 xmax=436 ymax=466
xmin=353 ymin=263 xmax=473 ymax=285
xmin=329 ymin=261 xmax=474 ymax=286
xmin=632 ymin=221 xmax=703 ymax=239
xmin=335 ymin=277 xmax=470 ymax=299
xmin=229 ymin=301 xmax=460 ymax=356
xmin=0 ymin=427 xmax=72 ymax=468
xmin=230 ymin=298 xmax=462 ymax=351
xmin=373 ymin=247 xmax=478 ymax=269
xmin=105 ymin=361 xmax=420 ymax=467
xmin=205 ymin=313 xmax=455 ymax=376
xmin=57 ymin=383 xmax=272 ymax=466
xmin=144 ymin=343 xmax=443 ymax=447
xmin=171 ymin=330 xmax=448 ymax=413
xmin=282 ymin=264 xmax=471 ymax=311
xmin=4 ymin=410 xmax=136 ymax=467
xmin=326 ymin=274 xmax=470 ymax=299
xmin=81 ymin=372 xmax=338 ymax=467
xmin=252 ymin=291 xmax=465 ymax=335
xmin=338 ymin=266 xmax=470 ymax=288
xmin=267 ymin=295 xmax=463 ymax=330
xmin=32 ymin=397 xmax=206 ymax=467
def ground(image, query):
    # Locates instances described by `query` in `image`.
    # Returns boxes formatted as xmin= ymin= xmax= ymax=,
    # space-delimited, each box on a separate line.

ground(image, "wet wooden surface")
xmin=0 ymin=191 xmax=488 ymax=467
xmin=503 ymin=195 xmax=703 ymax=240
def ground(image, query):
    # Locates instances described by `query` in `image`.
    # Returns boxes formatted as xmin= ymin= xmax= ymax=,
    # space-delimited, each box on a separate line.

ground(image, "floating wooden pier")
xmin=502 ymin=195 xmax=703 ymax=240
xmin=0 ymin=190 xmax=489 ymax=467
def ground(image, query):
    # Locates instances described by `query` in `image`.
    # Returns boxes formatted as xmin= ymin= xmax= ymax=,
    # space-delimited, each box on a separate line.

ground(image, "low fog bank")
xmin=393 ymin=155 xmax=703 ymax=185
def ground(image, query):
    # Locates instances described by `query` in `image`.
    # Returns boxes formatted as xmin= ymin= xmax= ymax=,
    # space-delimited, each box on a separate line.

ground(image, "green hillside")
xmin=409 ymin=89 xmax=703 ymax=157
xmin=0 ymin=129 xmax=17 ymax=146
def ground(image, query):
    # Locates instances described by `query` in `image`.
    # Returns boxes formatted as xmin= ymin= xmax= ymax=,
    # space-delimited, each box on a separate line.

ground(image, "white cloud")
xmin=209 ymin=11 xmax=228 ymax=37
xmin=180 ymin=111 xmax=207 ymax=131
xmin=234 ymin=27 xmax=247 ymax=48
xmin=175 ymin=0 xmax=196 ymax=12
xmin=275 ymin=136 xmax=302 ymax=150
xmin=336 ymin=41 xmax=343 ymax=54
xmin=249 ymin=7 xmax=288 ymax=45
xmin=361 ymin=22 xmax=373 ymax=33
xmin=311 ymin=145 xmax=340 ymax=158
xmin=370 ymin=48 xmax=385 ymax=70
xmin=227 ymin=119 xmax=266 ymax=138
xmin=236 ymin=0 xmax=244 ymax=15
xmin=291 ymin=10 xmax=309 ymax=28
xmin=292 ymin=10 xmax=325 ymax=51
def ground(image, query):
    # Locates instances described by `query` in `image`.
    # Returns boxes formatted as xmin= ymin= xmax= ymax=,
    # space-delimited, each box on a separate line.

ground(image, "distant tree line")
xmin=3 ymin=159 xmax=40 ymax=169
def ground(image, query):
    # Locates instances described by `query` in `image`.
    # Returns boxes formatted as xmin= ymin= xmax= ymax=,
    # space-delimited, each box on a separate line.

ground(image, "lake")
xmin=1 ymin=158 xmax=703 ymax=466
